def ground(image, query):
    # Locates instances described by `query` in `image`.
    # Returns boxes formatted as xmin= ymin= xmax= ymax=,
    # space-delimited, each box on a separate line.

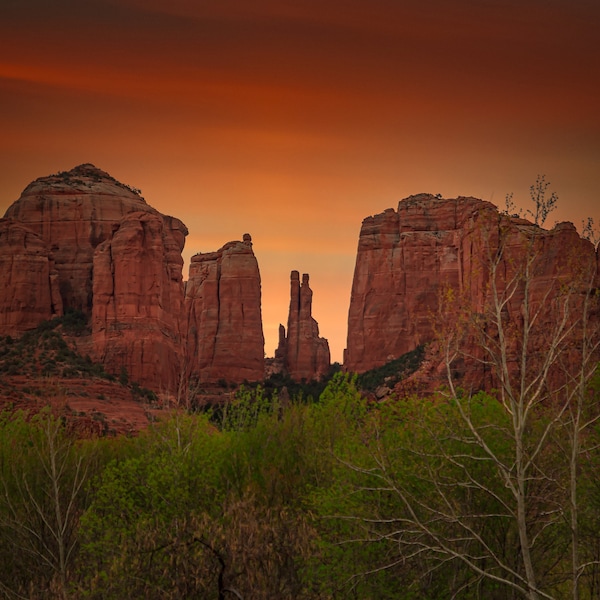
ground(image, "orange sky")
xmin=1 ymin=0 xmax=599 ymax=362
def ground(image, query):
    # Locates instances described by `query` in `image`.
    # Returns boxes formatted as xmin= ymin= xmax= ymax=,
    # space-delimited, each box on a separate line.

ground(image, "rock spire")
xmin=275 ymin=270 xmax=330 ymax=381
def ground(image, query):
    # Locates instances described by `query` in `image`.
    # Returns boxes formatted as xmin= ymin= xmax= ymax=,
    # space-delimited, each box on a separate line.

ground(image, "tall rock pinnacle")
xmin=276 ymin=270 xmax=330 ymax=381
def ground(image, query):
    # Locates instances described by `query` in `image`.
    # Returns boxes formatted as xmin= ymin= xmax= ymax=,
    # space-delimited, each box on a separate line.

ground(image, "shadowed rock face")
xmin=344 ymin=194 xmax=600 ymax=389
xmin=1 ymin=165 xmax=266 ymax=390
xmin=185 ymin=234 xmax=265 ymax=383
xmin=0 ymin=219 xmax=63 ymax=335
xmin=275 ymin=271 xmax=330 ymax=381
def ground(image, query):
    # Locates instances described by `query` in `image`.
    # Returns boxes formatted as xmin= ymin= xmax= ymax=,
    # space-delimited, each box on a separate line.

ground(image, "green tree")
xmin=78 ymin=405 xmax=321 ymax=599
xmin=77 ymin=413 xmax=227 ymax=598
xmin=0 ymin=410 xmax=99 ymax=599
xmin=316 ymin=183 xmax=600 ymax=599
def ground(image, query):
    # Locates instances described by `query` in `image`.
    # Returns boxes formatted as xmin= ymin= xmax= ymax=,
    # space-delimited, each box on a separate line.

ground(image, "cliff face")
xmin=1 ymin=166 xmax=265 ymax=390
xmin=92 ymin=212 xmax=187 ymax=391
xmin=185 ymin=234 xmax=265 ymax=383
xmin=3 ymin=164 xmax=157 ymax=313
xmin=275 ymin=271 xmax=330 ymax=381
xmin=1 ymin=164 xmax=190 ymax=391
xmin=0 ymin=219 xmax=63 ymax=335
xmin=345 ymin=194 xmax=599 ymax=386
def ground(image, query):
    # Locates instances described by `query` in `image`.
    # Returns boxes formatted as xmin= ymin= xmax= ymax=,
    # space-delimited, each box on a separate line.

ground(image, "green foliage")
xmin=0 ymin=410 xmax=103 ymax=598
xmin=310 ymin=371 xmax=367 ymax=457
xmin=130 ymin=381 xmax=157 ymax=402
xmin=77 ymin=414 xmax=228 ymax=597
xmin=59 ymin=308 xmax=90 ymax=335
xmin=76 ymin=410 xmax=320 ymax=599
xmin=356 ymin=345 xmax=425 ymax=392
xmin=34 ymin=308 xmax=90 ymax=336
xmin=308 ymin=390 xmax=568 ymax=598
xmin=217 ymin=384 xmax=277 ymax=432
xmin=0 ymin=364 xmax=598 ymax=597
xmin=0 ymin=317 xmax=110 ymax=379
xmin=262 ymin=362 xmax=343 ymax=402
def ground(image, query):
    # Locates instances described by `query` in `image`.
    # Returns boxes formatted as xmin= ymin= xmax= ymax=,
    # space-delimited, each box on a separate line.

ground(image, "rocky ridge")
xmin=345 ymin=194 xmax=599 ymax=390
xmin=3 ymin=167 xmax=596 ymax=401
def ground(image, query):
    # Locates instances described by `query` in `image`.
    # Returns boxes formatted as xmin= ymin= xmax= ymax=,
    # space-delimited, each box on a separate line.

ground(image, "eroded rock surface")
xmin=345 ymin=194 xmax=599 ymax=390
xmin=0 ymin=219 xmax=63 ymax=335
xmin=275 ymin=271 xmax=330 ymax=381
xmin=92 ymin=211 xmax=187 ymax=391
xmin=185 ymin=234 xmax=265 ymax=383
xmin=1 ymin=165 xmax=269 ymax=390
xmin=3 ymin=164 xmax=159 ymax=312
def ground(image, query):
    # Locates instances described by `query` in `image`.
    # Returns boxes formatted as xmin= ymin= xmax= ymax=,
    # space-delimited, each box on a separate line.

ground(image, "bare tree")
xmin=329 ymin=182 xmax=600 ymax=599
xmin=0 ymin=411 xmax=95 ymax=599
xmin=561 ymin=221 xmax=600 ymax=600
xmin=437 ymin=180 xmax=599 ymax=598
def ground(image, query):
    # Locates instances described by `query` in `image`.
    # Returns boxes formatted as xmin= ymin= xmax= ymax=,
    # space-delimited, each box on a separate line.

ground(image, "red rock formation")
xmin=0 ymin=219 xmax=63 ymax=335
xmin=185 ymin=234 xmax=264 ymax=383
xmin=344 ymin=194 xmax=599 ymax=390
xmin=3 ymin=164 xmax=158 ymax=313
xmin=275 ymin=271 xmax=330 ymax=381
xmin=92 ymin=211 xmax=187 ymax=391
xmin=1 ymin=164 xmax=189 ymax=390
xmin=1 ymin=165 xmax=270 ymax=391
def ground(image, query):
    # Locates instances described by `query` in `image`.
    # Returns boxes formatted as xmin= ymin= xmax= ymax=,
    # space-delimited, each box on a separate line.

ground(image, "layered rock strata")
xmin=344 ymin=194 xmax=599 ymax=389
xmin=275 ymin=271 xmax=330 ymax=381
xmin=92 ymin=211 xmax=187 ymax=390
xmin=185 ymin=234 xmax=265 ymax=383
xmin=0 ymin=219 xmax=63 ymax=335
xmin=3 ymin=164 xmax=158 ymax=313
xmin=1 ymin=164 xmax=189 ymax=390
xmin=1 ymin=165 xmax=266 ymax=390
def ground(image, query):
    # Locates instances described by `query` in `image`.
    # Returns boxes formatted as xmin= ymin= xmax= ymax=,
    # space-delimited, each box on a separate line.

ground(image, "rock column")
xmin=277 ymin=271 xmax=330 ymax=381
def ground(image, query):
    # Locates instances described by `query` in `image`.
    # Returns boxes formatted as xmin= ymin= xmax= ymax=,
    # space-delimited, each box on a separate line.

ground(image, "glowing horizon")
xmin=1 ymin=0 xmax=599 ymax=363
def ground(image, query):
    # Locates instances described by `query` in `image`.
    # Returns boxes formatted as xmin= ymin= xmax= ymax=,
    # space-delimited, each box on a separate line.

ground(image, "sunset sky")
xmin=1 ymin=0 xmax=599 ymax=362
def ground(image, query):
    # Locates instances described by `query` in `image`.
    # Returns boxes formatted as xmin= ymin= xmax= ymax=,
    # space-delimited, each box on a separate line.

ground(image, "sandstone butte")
xmin=0 ymin=164 xmax=266 ymax=391
xmin=6 ymin=168 xmax=597 ymax=398
xmin=185 ymin=234 xmax=264 ymax=383
xmin=274 ymin=271 xmax=331 ymax=381
xmin=344 ymin=194 xmax=600 ymax=390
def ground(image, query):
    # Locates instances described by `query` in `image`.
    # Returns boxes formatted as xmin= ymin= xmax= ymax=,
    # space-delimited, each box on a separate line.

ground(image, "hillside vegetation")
xmin=1 ymin=370 xmax=600 ymax=599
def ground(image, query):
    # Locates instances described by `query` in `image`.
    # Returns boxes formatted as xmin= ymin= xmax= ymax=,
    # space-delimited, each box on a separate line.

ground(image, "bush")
xmin=356 ymin=345 xmax=425 ymax=392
